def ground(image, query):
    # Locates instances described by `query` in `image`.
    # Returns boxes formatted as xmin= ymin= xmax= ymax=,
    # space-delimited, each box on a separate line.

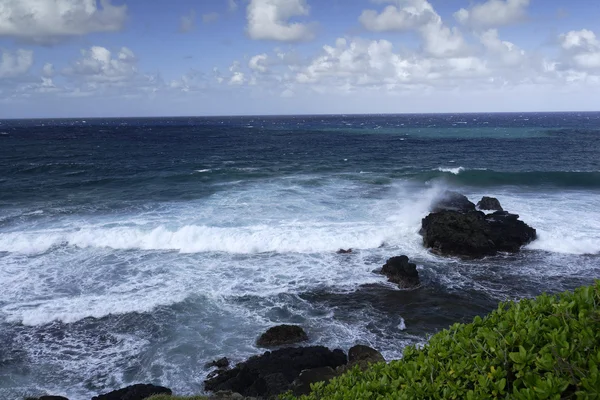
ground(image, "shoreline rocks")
xmin=378 ymin=256 xmax=420 ymax=288
xmin=91 ymin=384 xmax=172 ymax=400
xmin=477 ymin=196 xmax=503 ymax=211
xmin=257 ymin=325 xmax=309 ymax=348
xmin=421 ymin=193 xmax=536 ymax=257
xmin=204 ymin=346 xmax=347 ymax=398
xmin=26 ymin=397 xmax=69 ymax=400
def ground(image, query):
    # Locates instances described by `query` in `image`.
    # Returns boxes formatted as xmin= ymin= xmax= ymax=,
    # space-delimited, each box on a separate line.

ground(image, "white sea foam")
xmin=468 ymin=189 xmax=600 ymax=256
xmin=437 ymin=166 xmax=465 ymax=175
xmin=0 ymin=223 xmax=393 ymax=255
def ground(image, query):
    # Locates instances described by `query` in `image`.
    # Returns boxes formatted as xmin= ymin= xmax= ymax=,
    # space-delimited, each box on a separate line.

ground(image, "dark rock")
xmin=348 ymin=345 xmax=385 ymax=366
xmin=336 ymin=248 xmax=353 ymax=254
xmin=291 ymin=367 xmax=338 ymax=396
xmin=421 ymin=209 xmax=536 ymax=257
xmin=206 ymin=357 xmax=230 ymax=370
xmin=204 ymin=346 xmax=347 ymax=398
xmin=431 ymin=191 xmax=476 ymax=213
xmin=477 ymin=196 xmax=503 ymax=211
xmin=337 ymin=345 xmax=385 ymax=374
xmin=91 ymin=384 xmax=172 ymax=400
xmin=485 ymin=212 xmax=537 ymax=253
xmin=257 ymin=325 xmax=308 ymax=348
xmin=379 ymin=256 xmax=420 ymax=288
xmin=26 ymin=397 xmax=69 ymax=400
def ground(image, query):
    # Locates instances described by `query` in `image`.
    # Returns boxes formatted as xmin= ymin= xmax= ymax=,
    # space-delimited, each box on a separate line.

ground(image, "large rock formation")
xmin=204 ymin=346 xmax=347 ymax=398
xmin=91 ymin=384 xmax=172 ymax=400
xmin=432 ymin=191 xmax=476 ymax=213
xmin=421 ymin=194 xmax=536 ymax=257
xmin=26 ymin=397 xmax=69 ymax=400
xmin=378 ymin=256 xmax=420 ymax=288
xmin=256 ymin=325 xmax=309 ymax=348
xmin=477 ymin=196 xmax=503 ymax=211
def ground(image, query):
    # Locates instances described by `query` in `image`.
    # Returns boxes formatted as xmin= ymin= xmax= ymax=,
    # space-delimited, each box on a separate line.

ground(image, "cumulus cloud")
xmin=65 ymin=46 xmax=137 ymax=83
xmin=360 ymin=0 xmax=468 ymax=58
xmin=455 ymin=0 xmax=529 ymax=29
xmin=294 ymin=37 xmax=488 ymax=91
xmin=247 ymin=0 xmax=315 ymax=42
xmin=559 ymin=29 xmax=600 ymax=70
xmin=0 ymin=0 xmax=127 ymax=44
xmin=249 ymin=54 xmax=269 ymax=72
xmin=359 ymin=0 xmax=437 ymax=32
xmin=0 ymin=49 xmax=33 ymax=78
xmin=479 ymin=29 xmax=526 ymax=68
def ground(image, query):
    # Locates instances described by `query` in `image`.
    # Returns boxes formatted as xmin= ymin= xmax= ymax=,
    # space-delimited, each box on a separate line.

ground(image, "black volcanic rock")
xmin=26 ymin=397 xmax=69 ymax=400
xmin=431 ymin=191 xmax=476 ymax=213
xmin=91 ymin=384 xmax=172 ymax=400
xmin=379 ymin=256 xmax=420 ymax=288
xmin=257 ymin=325 xmax=309 ymax=348
xmin=206 ymin=357 xmax=230 ymax=370
xmin=204 ymin=346 xmax=347 ymax=398
xmin=291 ymin=367 xmax=338 ymax=396
xmin=420 ymin=205 xmax=536 ymax=257
xmin=477 ymin=196 xmax=503 ymax=211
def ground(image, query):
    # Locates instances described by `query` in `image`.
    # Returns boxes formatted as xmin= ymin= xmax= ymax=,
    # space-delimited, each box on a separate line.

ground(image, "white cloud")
xmin=228 ymin=0 xmax=239 ymax=12
xmin=455 ymin=0 xmax=529 ymax=29
xmin=360 ymin=0 xmax=468 ymax=58
xmin=249 ymin=54 xmax=269 ymax=72
xmin=359 ymin=0 xmax=437 ymax=32
xmin=0 ymin=0 xmax=127 ymax=44
xmin=42 ymin=63 xmax=55 ymax=77
xmin=229 ymin=72 xmax=245 ymax=85
xmin=0 ymin=49 xmax=33 ymax=78
xmin=180 ymin=9 xmax=196 ymax=32
xmin=294 ymin=37 xmax=488 ymax=91
xmin=65 ymin=46 xmax=137 ymax=83
xmin=479 ymin=29 xmax=525 ymax=67
xmin=247 ymin=0 xmax=315 ymax=42
xmin=559 ymin=29 xmax=600 ymax=70
xmin=420 ymin=20 xmax=468 ymax=58
xmin=202 ymin=12 xmax=220 ymax=24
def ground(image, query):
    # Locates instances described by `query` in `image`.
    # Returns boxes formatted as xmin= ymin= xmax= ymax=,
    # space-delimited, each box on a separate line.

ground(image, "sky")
xmin=1 ymin=0 xmax=600 ymax=118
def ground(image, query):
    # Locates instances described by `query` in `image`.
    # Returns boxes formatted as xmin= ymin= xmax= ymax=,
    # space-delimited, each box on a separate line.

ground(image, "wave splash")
xmin=0 ymin=223 xmax=399 ymax=255
xmin=436 ymin=167 xmax=465 ymax=175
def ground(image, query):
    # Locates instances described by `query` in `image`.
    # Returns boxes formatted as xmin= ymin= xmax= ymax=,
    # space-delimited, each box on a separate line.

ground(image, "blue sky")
xmin=1 ymin=0 xmax=600 ymax=117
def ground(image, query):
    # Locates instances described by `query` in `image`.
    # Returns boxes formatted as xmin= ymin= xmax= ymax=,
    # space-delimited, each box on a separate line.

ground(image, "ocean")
xmin=0 ymin=113 xmax=599 ymax=399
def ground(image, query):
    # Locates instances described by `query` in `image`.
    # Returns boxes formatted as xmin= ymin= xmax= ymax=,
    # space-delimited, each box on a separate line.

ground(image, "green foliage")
xmin=284 ymin=282 xmax=600 ymax=400
xmin=145 ymin=396 xmax=208 ymax=400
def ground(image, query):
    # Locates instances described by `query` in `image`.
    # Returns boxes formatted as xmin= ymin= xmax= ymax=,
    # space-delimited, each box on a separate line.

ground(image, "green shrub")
xmin=145 ymin=396 xmax=208 ymax=400
xmin=286 ymin=282 xmax=600 ymax=399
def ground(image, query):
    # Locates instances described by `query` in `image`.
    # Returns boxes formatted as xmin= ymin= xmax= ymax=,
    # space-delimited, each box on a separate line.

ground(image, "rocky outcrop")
xmin=206 ymin=357 xmax=231 ymax=370
xmin=378 ymin=256 xmax=420 ymax=288
xmin=26 ymin=397 xmax=69 ymax=400
xmin=432 ymin=191 xmax=476 ymax=213
xmin=336 ymin=248 xmax=353 ymax=254
xmin=477 ymin=196 xmax=503 ymax=211
xmin=421 ymin=199 xmax=537 ymax=257
xmin=256 ymin=325 xmax=309 ymax=348
xmin=204 ymin=346 xmax=347 ymax=398
xmin=340 ymin=345 xmax=385 ymax=374
xmin=91 ymin=384 xmax=172 ymax=400
xmin=291 ymin=367 xmax=338 ymax=396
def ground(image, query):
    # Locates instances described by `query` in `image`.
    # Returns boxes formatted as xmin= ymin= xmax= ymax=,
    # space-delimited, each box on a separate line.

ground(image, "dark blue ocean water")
xmin=1 ymin=113 xmax=599 ymax=399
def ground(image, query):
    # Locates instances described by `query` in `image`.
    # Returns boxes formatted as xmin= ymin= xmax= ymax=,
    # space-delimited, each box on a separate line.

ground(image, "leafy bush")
xmin=286 ymin=282 xmax=600 ymax=399
xmin=145 ymin=396 xmax=207 ymax=400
